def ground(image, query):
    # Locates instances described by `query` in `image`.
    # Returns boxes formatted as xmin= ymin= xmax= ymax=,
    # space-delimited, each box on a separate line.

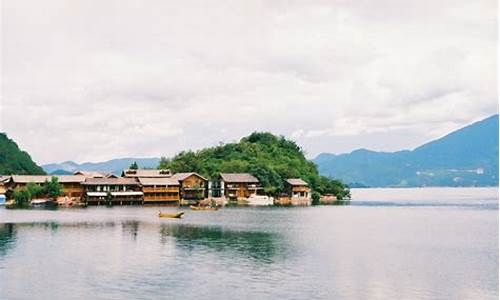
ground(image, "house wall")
xmin=143 ymin=186 xmax=180 ymax=203
xmin=180 ymin=175 xmax=207 ymax=200
xmin=224 ymin=183 xmax=259 ymax=200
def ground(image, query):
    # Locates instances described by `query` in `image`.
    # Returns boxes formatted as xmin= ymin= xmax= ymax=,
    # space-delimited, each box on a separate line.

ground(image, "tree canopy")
xmin=159 ymin=132 xmax=350 ymax=199
xmin=0 ymin=133 xmax=45 ymax=175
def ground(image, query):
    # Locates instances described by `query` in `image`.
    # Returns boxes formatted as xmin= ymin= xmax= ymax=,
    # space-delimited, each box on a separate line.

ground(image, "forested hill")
xmin=0 ymin=133 xmax=45 ymax=175
xmin=159 ymin=132 xmax=350 ymax=199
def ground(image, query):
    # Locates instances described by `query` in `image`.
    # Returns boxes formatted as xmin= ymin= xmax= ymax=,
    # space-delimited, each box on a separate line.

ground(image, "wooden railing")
xmin=142 ymin=187 xmax=179 ymax=193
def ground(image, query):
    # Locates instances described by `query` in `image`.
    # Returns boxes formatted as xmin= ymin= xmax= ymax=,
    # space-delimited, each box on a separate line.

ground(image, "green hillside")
xmin=0 ymin=133 xmax=45 ymax=175
xmin=159 ymin=132 xmax=350 ymax=199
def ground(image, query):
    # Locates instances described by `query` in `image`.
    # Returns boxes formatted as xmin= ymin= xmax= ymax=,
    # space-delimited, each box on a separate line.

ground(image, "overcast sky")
xmin=1 ymin=0 xmax=497 ymax=164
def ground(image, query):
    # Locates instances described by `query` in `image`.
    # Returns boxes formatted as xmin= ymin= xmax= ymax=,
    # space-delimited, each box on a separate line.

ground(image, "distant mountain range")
xmin=42 ymin=158 xmax=161 ymax=175
xmin=313 ymin=115 xmax=499 ymax=187
xmin=41 ymin=115 xmax=499 ymax=188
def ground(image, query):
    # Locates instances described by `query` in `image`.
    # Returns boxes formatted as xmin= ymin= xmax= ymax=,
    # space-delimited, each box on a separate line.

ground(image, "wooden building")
xmin=121 ymin=169 xmax=172 ymax=178
xmin=171 ymin=172 xmax=208 ymax=203
xmin=139 ymin=177 xmax=180 ymax=204
xmin=81 ymin=177 xmax=143 ymax=205
xmin=0 ymin=176 xmax=10 ymax=204
xmin=276 ymin=178 xmax=311 ymax=206
xmin=8 ymin=175 xmax=86 ymax=200
xmin=219 ymin=173 xmax=261 ymax=201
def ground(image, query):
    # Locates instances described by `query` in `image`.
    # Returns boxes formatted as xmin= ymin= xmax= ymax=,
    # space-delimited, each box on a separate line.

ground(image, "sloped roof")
xmin=122 ymin=169 xmax=172 ymax=178
xmin=74 ymin=171 xmax=106 ymax=178
xmin=11 ymin=175 xmax=86 ymax=184
xmin=286 ymin=178 xmax=308 ymax=186
xmin=220 ymin=173 xmax=259 ymax=183
xmin=138 ymin=177 xmax=180 ymax=186
xmin=81 ymin=177 xmax=139 ymax=185
xmin=171 ymin=172 xmax=207 ymax=181
xmin=0 ymin=176 xmax=11 ymax=183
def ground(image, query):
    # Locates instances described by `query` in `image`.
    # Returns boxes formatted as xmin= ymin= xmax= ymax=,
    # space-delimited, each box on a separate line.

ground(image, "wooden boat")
xmin=189 ymin=205 xmax=219 ymax=211
xmin=158 ymin=211 xmax=184 ymax=218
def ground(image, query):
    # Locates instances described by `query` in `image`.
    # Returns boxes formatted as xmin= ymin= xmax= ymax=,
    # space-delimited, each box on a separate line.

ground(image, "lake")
xmin=0 ymin=187 xmax=498 ymax=300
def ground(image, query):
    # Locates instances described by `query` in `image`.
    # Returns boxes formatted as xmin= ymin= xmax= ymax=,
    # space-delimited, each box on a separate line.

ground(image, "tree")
xmin=129 ymin=161 xmax=139 ymax=170
xmin=311 ymin=192 xmax=321 ymax=205
xmin=43 ymin=177 xmax=63 ymax=199
xmin=157 ymin=132 xmax=350 ymax=199
xmin=12 ymin=188 xmax=31 ymax=208
xmin=26 ymin=182 xmax=43 ymax=199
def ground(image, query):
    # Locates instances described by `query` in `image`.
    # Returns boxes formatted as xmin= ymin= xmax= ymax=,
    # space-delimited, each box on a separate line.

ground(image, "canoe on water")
xmin=158 ymin=211 xmax=184 ymax=218
xmin=189 ymin=205 xmax=219 ymax=211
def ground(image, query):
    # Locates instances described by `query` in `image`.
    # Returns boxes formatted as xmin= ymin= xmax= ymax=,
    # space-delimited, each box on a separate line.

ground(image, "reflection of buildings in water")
xmin=158 ymin=224 xmax=289 ymax=264
xmin=0 ymin=223 xmax=16 ymax=257
xmin=122 ymin=221 xmax=140 ymax=240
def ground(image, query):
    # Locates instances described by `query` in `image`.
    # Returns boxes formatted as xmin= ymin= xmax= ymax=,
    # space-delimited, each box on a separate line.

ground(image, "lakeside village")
xmin=0 ymin=169 xmax=343 ymax=208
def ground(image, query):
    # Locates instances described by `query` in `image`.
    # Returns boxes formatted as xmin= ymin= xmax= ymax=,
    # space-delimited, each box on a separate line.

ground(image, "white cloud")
xmin=1 ymin=0 xmax=497 ymax=163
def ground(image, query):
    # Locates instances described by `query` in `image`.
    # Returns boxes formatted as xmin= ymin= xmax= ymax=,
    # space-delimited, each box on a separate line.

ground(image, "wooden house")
xmin=138 ymin=177 xmax=180 ymax=204
xmin=122 ymin=169 xmax=172 ymax=178
xmin=219 ymin=173 xmax=261 ymax=201
xmin=171 ymin=172 xmax=208 ymax=203
xmin=8 ymin=175 xmax=86 ymax=200
xmin=277 ymin=178 xmax=311 ymax=206
xmin=81 ymin=177 xmax=143 ymax=205
xmin=0 ymin=176 xmax=10 ymax=200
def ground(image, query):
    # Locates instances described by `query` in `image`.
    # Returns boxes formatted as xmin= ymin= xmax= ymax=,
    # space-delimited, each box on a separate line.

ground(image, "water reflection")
xmin=122 ymin=221 xmax=140 ymax=240
xmin=159 ymin=223 xmax=285 ymax=264
xmin=0 ymin=224 xmax=16 ymax=257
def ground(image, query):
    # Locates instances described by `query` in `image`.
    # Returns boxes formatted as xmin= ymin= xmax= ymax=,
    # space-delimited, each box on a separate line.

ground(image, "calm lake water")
xmin=0 ymin=187 xmax=498 ymax=300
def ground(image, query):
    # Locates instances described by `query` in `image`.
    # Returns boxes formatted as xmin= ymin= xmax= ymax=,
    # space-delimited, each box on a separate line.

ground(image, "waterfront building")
xmin=122 ymin=169 xmax=172 ymax=178
xmin=0 ymin=176 xmax=10 ymax=204
xmin=81 ymin=177 xmax=143 ymax=205
xmin=276 ymin=178 xmax=311 ymax=206
xmin=171 ymin=172 xmax=208 ymax=203
xmin=139 ymin=177 xmax=180 ymax=204
xmin=218 ymin=173 xmax=261 ymax=201
xmin=9 ymin=175 xmax=86 ymax=200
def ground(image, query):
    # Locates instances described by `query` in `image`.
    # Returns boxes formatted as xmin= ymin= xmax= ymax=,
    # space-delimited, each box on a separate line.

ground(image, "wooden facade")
xmin=139 ymin=177 xmax=180 ymax=204
xmin=285 ymin=178 xmax=311 ymax=206
xmin=172 ymin=173 xmax=208 ymax=202
xmin=81 ymin=177 xmax=143 ymax=205
xmin=219 ymin=173 xmax=262 ymax=201
xmin=8 ymin=175 xmax=86 ymax=200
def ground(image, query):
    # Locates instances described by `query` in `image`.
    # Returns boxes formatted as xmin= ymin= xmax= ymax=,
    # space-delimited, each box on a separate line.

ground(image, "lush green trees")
xmin=12 ymin=189 xmax=31 ymax=208
xmin=129 ymin=161 xmax=139 ymax=170
xmin=0 ymin=133 xmax=45 ymax=175
xmin=11 ymin=176 xmax=63 ymax=208
xmin=159 ymin=132 xmax=350 ymax=199
xmin=43 ymin=177 xmax=63 ymax=198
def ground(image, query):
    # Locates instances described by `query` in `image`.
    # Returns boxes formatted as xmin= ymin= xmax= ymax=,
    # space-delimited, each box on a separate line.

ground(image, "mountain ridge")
xmin=313 ymin=114 xmax=498 ymax=187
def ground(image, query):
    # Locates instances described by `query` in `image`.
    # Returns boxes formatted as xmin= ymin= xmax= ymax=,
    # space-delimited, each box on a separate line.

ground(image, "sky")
xmin=1 ymin=0 xmax=498 ymax=164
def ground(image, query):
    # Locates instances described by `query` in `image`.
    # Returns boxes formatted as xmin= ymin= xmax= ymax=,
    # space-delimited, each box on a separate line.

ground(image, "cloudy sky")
xmin=1 ymin=0 xmax=497 ymax=164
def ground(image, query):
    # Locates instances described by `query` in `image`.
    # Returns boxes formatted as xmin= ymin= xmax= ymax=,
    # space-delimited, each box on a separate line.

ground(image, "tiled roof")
xmin=220 ymin=173 xmax=259 ymax=183
xmin=74 ymin=171 xmax=106 ymax=178
xmin=286 ymin=178 xmax=308 ymax=186
xmin=122 ymin=169 xmax=172 ymax=178
xmin=81 ymin=177 xmax=139 ymax=185
xmin=171 ymin=172 xmax=207 ymax=181
xmin=11 ymin=175 xmax=86 ymax=184
xmin=138 ymin=177 xmax=180 ymax=186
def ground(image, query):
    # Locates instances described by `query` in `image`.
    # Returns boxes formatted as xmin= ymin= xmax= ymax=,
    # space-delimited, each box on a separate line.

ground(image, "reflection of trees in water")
xmin=0 ymin=224 xmax=16 ymax=257
xmin=159 ymin=224 xmax=287 ymax=264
